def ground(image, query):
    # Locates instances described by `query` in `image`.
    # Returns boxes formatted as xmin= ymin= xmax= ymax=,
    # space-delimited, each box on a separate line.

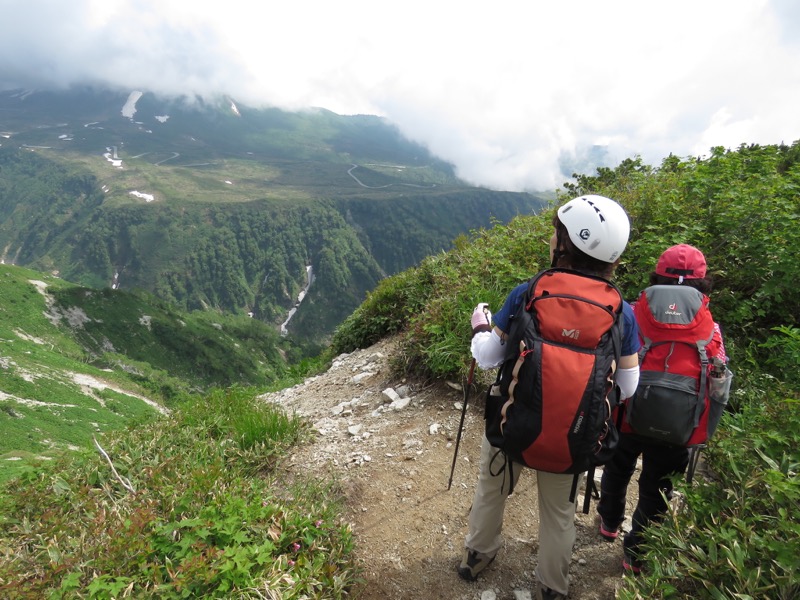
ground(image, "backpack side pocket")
xmin=484 ymin=384 xmax=507 ymax=449
xmin=706 ymin=367 xmax=733 ymax=438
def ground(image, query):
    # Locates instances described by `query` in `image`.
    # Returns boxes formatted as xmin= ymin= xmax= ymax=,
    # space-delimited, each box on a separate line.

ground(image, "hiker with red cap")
xmin=597 ymin=243 xmax=729 ymax=574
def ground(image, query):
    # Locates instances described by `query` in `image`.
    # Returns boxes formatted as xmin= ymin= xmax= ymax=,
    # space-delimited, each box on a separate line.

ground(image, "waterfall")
xmin=280 ymin=265 xmax=315 ymax=336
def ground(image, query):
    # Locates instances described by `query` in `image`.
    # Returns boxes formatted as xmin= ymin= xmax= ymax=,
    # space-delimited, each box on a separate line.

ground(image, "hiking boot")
xmin=622 ymin=557 xmax=642 ymax=575
xmin=598 ymin=518 xmax=619 ymax=541
xmin=456 ymin=548 xmax=496 ymax=581
xmin=536 ymin=582 xmax=568 ymax=600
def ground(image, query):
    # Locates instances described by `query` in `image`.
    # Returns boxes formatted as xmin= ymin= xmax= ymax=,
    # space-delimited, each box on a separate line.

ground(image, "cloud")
xmin=1 ymin=0 xmax=798 ymax=192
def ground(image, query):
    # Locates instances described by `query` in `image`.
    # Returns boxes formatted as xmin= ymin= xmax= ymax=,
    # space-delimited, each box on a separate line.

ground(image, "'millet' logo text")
xmin=573 ymin=411 xmax=585 ymax=433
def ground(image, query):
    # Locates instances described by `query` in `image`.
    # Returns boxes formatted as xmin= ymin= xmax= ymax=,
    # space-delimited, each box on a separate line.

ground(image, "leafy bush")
xmin=332 ymin=215 xmax=552 ymax=379
xmin=761 ymin=326 xmax=800 ymax=388
xmin=335 ymin=142 xmax=800 ymax=385
xmin=331 ymin=268 xmax=425 ymax=354
xmin=617 ymin=378 xmax=800 ymax=599
xmin=0 ymin=388 xmax=358 ymax=599
xmin=568 ymin=143 xmax=800 ymax=369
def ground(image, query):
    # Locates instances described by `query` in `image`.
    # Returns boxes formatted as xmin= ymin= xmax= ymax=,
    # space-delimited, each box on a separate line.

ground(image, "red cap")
xmin=655 ymin=244 xmax=707 ymax=280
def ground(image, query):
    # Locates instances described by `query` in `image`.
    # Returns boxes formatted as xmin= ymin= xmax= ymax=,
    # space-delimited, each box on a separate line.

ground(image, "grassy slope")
xmin=0 ymin=387 xmax=358 ymax=599
xmin=3 ymin=88 xmax=463 ymax=207
xmin=0 ymin=265 xmax=158 ymax=482
xmin=0 ymin=263 xmax=292 ymax=484
xmin=330 ymin=143 xmax=800 ymax=598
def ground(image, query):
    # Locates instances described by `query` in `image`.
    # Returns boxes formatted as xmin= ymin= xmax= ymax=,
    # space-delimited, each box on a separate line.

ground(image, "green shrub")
xmin=331 ymin=214 xmax=552 ymax=380
xmin=761 ymin=326 xmax=800 ymax=389
xmin=334 ymin=142 xmax=800 ymax=385
xmin=617 ymin=379 xmax=800 ymax=599
xmin=326 ymin=143 xmax=800 ymax=598
xmin=0 ymin=388 xmax=357 ymax=598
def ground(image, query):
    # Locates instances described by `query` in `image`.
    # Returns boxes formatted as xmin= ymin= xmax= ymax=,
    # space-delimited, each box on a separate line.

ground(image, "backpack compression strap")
xmin=694 ymin=334 xmax=712 ymax=427
xmin=500 ymin=339 xmax=530 ymax=432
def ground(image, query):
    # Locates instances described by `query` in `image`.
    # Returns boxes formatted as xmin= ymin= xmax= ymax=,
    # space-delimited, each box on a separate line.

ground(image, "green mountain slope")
xmin=0 ymin=262 xmax=293 ymax=483
xmin=0 ymin=88 xmax=546 ymax=344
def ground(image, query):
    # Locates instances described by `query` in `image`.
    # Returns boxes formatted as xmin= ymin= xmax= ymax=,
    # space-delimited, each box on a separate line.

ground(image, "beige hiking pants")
xmin=464 ymin=435 xmax=579 ymax=596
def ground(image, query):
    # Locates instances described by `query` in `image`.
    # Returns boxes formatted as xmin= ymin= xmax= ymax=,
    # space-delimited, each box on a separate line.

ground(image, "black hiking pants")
xmin=597 ymin=434 xmax=689 ymax=564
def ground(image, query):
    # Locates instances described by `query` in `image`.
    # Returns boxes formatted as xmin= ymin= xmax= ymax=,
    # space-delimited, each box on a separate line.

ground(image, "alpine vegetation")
xmin=332 ymin=141 xmax=800 ymax=598
xmin=0 ymin=141 xmax=798 ymax=598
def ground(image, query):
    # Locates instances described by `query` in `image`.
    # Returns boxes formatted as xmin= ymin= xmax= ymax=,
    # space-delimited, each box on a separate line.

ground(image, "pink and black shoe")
xmin=598 ymin=519 xmax=619 ymax=541
xmin=623 ymin=556 xmax=642 ymax=574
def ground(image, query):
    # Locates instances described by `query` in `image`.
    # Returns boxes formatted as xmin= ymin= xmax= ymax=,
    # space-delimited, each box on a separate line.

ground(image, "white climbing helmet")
xmin=556 ymin=195 xmax=630 ymax=263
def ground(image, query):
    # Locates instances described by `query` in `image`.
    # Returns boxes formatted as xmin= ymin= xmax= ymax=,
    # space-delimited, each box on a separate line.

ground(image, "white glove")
xmin=616 ymin=366 xmax=640 ymax=399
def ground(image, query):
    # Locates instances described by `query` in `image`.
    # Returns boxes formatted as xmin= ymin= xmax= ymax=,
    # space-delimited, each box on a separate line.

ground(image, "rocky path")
xmin=260 ymin=336 xmax=640 ymax=599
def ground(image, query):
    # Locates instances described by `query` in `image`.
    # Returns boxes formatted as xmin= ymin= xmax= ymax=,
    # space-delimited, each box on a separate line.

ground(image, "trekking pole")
xmin=448 ymin=358 xmax=476 ymax=490
xmin=686 ymin=444 xmax=705 ymax=484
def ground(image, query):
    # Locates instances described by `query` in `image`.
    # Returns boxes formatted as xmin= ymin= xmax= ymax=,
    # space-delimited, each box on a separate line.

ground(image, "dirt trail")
xmin=261 ymin=336 xmax=640 ymax=599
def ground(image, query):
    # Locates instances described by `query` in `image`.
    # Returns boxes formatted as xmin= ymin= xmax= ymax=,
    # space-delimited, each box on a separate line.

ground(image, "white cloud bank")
xmin=1 ymin=0 xmax=798 ymax=192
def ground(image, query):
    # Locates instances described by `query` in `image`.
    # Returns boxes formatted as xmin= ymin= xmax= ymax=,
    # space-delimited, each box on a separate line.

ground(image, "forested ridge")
xmin=0 ymin=87 xmax=545 ymax=346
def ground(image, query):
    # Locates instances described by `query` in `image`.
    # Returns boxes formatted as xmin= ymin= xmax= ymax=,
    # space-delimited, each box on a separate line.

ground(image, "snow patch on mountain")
xmin=121 ymin=91 xmax=143 ymax=119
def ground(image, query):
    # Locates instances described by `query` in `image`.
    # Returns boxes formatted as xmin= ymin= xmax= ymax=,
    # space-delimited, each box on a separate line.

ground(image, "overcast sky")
xmin=1 ymin=0 xmax=799 ymax=192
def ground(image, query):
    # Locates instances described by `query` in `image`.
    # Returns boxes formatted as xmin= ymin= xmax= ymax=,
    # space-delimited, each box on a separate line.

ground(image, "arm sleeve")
xmin=616 ymin=366 xmax=640 ymax=399
xmin=471 ymin=329 xmax=506 ymax=370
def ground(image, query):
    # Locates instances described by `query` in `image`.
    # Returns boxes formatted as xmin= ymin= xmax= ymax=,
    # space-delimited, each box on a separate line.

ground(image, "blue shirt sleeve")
xmin=621 ymin=301 xmax=641 ymax=357
xmin=492 ymin=282 xmax=529 ymax=334
xmin=492 ymin=282 xmax=641 ymax=358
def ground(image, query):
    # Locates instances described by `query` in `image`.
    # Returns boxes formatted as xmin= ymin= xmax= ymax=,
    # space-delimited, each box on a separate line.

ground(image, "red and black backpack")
xmin=485 ymin=268 xmax=624 ymax=477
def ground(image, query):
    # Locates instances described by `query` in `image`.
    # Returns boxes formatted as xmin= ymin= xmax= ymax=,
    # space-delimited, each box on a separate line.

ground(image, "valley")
xmin=0 ymin=87 xmax=547 ymax=345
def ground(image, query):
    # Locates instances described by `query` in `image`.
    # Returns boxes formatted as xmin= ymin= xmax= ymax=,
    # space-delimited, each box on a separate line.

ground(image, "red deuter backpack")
xmin=625 ymin=284 xmax=722 ymax=447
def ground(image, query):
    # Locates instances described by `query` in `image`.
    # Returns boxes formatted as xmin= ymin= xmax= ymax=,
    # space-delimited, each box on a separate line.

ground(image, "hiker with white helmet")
xmin=458 ymin=196 xmax=641 ymax=600
xmin=597 ymin=243 xmax=729 ymax=574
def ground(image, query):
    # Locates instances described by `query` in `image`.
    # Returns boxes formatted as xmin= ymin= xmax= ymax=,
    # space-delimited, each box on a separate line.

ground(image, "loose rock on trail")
xmin=260 ymin=335 xmax=641 ymax=599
